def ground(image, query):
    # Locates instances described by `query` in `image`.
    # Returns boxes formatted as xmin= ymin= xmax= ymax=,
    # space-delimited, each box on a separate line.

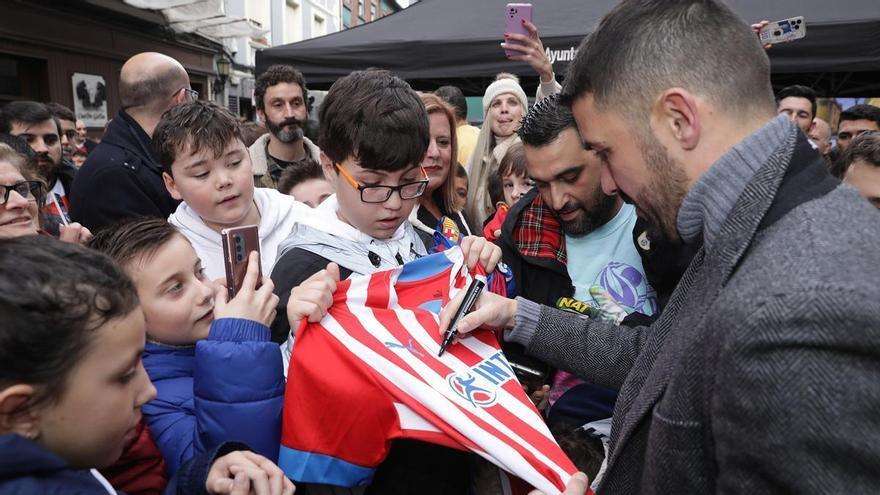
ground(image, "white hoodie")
xmin=169 ymin=187 xmax=312 ymax=281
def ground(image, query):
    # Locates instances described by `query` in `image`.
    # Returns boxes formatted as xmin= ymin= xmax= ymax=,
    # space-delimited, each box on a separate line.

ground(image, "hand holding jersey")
xmin=281 ymin=248 xmax=580 ymax=494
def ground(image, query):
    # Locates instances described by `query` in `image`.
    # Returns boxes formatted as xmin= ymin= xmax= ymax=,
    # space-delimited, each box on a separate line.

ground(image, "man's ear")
xmin=162 ymin=171 xmax=183 ymax=201
xmin=256 ymin=108 xmax=267 ymax=125
xmin=0 ymin=384 xmax=40 ymax=439
xmin=652 ymin=88 xmax=701 ymax=152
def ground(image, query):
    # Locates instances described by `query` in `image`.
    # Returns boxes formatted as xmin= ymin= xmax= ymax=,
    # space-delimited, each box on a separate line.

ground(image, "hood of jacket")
xmin=168 ymin=187 xmax=311 ymax=280
xmin=143 ymin=341 xmax=195 ymax=384
xmin=248 ymin=133 xmax=321 ymax=177
xmin=276 ymin=194 xmax=427 ymax=277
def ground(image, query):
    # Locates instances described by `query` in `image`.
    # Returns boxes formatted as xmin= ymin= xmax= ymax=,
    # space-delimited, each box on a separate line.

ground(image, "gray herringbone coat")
xmin=525 ymin=130 xmax=880 ymax=493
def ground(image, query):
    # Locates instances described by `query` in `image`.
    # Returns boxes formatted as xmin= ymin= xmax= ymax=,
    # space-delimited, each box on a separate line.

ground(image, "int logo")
xmin=446 ymin=351 xmax=515 ymax=408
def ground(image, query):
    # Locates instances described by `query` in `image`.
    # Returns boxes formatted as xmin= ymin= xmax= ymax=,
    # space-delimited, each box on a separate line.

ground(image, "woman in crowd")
xmin=0 ymin=142 xmax=42 ymax=239
xmin=410 ymin=93 xmax=472 ymax=238
xmin=465 ymin=77 xmax=528 ymax=229
xmin=0 ymin=137 xmax=91 ymax=243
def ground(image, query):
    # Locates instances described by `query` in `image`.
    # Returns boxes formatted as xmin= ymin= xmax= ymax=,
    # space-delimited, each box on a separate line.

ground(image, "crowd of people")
xmin=1 ymin=0 xmax=879 ymax=494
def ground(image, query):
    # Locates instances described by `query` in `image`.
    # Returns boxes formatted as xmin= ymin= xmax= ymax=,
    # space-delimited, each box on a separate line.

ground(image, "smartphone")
xmin=759 ymin=16 xmax=806 ymax=45
xmin=504 ymin=3 xmax=533 ymax=58
xmin=509 ymin=361 xmax=548 ymax=394
xmin=220 ymin=224 xmax=261 ymax=300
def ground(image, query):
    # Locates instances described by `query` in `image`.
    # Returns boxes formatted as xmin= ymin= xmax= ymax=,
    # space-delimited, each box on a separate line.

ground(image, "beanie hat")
xmin=482 ymin=79 xmax=529 ymax=116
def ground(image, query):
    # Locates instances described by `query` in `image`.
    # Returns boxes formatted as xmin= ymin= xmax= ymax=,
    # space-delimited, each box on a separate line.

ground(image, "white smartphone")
xmin=759 ymin=16 xmax=806 ymax=45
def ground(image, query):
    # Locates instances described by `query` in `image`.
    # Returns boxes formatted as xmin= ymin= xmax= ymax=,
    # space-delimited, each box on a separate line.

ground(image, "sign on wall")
xmin=72 ymin=73 xmax=108 ymax=128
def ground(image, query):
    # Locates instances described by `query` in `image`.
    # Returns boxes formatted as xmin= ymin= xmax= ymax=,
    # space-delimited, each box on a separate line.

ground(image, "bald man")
xmin=70 ymin=52 xmax=195 ymax=230
xmin=809 ymin=117 xmax=832 ymax=157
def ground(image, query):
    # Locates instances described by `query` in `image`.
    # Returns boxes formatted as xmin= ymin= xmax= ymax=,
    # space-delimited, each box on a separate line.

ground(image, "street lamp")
xmin=212 ymin=55 xmax=231 ymax=95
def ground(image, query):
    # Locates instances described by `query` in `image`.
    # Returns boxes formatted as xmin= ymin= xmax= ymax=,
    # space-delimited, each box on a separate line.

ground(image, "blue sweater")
xmin=142 ymin=318 xmax=284 ymax=475
xmin=0 ymin=433 xmax=239 ymax=494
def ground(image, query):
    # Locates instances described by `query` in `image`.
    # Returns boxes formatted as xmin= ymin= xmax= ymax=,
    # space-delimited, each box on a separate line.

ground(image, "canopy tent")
xmin=256 ymin=0 xmax=880 ymax=96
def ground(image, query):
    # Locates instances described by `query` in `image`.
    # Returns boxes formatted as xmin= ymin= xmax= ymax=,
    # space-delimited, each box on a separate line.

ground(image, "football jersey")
xmin=280 ymin=248 xmax=578 ymax=494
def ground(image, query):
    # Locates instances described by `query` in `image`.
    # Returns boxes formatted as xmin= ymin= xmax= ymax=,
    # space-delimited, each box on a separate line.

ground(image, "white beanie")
xmin=482 ymin=79 xmax=529 ymax=116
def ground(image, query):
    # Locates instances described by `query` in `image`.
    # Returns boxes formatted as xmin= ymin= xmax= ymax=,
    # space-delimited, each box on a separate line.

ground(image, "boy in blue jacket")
xmin=0 ymin=235 xmax=293 ymax=494
xmin=88 ymin=217 xmax=285 ymax=476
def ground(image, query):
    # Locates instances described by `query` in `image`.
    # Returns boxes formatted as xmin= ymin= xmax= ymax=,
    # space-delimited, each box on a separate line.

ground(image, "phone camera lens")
xmin=234 ymin=236 xmax=242 ymax=245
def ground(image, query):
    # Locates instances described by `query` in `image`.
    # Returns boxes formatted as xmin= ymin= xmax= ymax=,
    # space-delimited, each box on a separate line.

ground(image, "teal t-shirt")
xmin=565 ymin=203 xmax=658 ymax=316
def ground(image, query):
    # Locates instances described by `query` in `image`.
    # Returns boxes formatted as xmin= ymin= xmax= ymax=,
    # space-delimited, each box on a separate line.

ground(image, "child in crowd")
xmin=155 ymin=100 xmax=311 ymax=280
xmin=498 ymin=141 xmax=534 ymax=208
xmin=453 ymin=163 xmax=469 ymax=211
xmin=0 ymin=235 xmax=293 ymax=494
xmin=87 ymin=218 xmax=286 ymax=477
xmin=276 ymin=156 xmax=335 ymax=207
xmin=483 ymin=142 xmax=534 ymax=240
xmin=270 ymin=69 xmax=501 ymax=495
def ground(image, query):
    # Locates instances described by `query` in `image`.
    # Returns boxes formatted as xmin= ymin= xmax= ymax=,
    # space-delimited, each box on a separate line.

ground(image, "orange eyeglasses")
xmin=335 ymin=163 xmax=429 ymax=203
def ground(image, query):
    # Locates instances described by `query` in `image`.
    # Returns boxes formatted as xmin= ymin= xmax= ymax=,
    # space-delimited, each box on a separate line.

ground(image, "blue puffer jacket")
xmin=143 ymin=318 xmax=284 ymax=476
xmin=0 ymin=433 xmax=241 ymax=494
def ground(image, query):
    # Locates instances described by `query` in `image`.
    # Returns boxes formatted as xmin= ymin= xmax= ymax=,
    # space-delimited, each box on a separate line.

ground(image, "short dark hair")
xmin=0 ymin=101 xmax=55 ymax=133
xmin=88 ymin=217 xmax=184 ymax=270
xmin=152 ymin=100 xmax=243 ymax=175
xmin=840 ymin=104 xmax=880 ymax=126
xmin=44 ymin=102 xmax=77 ymax=123
xmin=776 ymin=85 xmax=817 ymax=119
xmin=254 ymin=65 xmax=309 ymax=112
xmin=318 ymin=70 xmax=429 ymax=172
xmin=0 ymin=236 xmax=138 ymax=411
xmin=498 ymin=141 xmax=528 ymax=179
xmin=560 ymin=0 xmax=773 ymax=125
xmin=518 ymin=94 xmax=576 ymax=147
xmin=276 ymin=157 xmax=324 ymax=194
xmin=455 ymin=162 xmax=468 ymax=179
xmin=435 ymin=85 xmax=468 ymax=121
xmin=836 ymin=131 xmax=880 ymax=178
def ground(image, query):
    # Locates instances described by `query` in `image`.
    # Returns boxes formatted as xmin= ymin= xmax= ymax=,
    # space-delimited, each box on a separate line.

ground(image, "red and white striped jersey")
xmin=279 ymin=248 xmax=578 ymax=494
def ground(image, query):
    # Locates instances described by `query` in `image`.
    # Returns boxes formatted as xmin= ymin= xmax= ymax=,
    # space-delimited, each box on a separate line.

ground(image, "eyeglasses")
xmin=0 ymin=181 xmax=42 ymax=205
xmin=178 ymin=87 xmax=199 ymax=102
xmin=335 ymin=163 xmax=429 ymax=203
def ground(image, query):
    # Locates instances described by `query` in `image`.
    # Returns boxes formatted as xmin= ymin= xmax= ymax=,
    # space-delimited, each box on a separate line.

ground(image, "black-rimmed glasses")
xmin=335 ymin=163 xmax=429 ymax=203
xmin=0 ymin=181 xmax=42 ymax=205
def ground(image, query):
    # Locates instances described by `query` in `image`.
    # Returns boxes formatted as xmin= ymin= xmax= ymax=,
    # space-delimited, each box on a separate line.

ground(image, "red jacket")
xmin=99 ymin=420 xmax=167 ymax=495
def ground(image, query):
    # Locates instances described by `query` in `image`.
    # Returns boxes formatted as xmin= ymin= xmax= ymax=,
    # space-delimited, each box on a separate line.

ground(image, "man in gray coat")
xmin=441 ymin=1 xmax=880 ymax=493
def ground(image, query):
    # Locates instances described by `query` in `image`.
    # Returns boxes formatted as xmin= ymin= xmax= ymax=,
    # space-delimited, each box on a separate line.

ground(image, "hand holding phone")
xmin=758 ymin=16 xmax=806 ymax=45
xmin=214 ymin=250 xmax=279 ymax=327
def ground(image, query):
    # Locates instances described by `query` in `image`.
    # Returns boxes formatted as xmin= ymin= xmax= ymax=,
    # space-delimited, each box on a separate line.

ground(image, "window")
xmin=370 ymin=3 xmax=376 ymax=19
xmin=343 ymin=5 xmax=352 ymax=28
xmin=358 ymin=1 xmax=364 ymax=17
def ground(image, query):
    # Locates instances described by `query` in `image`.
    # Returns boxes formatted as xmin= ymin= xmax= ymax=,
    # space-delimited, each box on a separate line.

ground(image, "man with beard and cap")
xmin=440 ymin=0 xmax=880 ymax=493
xmin=1 ymin=101 xmax=78 ymax=236
xmin=250 ymin=65 xmax=321 ymax=189
xmin=70 ymin=52 xmax=194 ymax=231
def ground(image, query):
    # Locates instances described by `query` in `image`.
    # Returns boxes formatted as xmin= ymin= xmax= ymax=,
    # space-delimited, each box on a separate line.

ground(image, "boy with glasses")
xmin=270 ymin=69 xmax=500 ymax=495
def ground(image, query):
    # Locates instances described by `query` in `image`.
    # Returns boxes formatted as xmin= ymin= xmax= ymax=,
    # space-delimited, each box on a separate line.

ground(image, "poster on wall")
xmin=71 ymin=73 xmax=108 ymax=128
